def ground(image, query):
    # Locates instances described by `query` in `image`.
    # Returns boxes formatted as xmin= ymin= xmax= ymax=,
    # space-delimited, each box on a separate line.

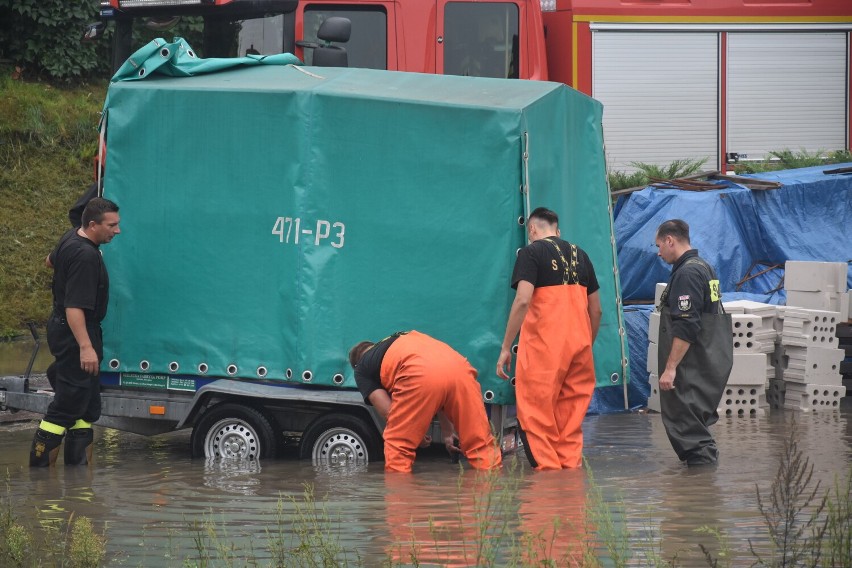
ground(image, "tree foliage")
xmin=0 ymin=0 xmax=111 ymax=82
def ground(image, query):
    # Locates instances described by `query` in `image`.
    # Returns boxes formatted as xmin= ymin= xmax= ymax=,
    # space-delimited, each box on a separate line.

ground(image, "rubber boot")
xmin=64 ymin=428 xmax=94 ymax=466
xmin=29 ymin=429 xmax=63 ymax=467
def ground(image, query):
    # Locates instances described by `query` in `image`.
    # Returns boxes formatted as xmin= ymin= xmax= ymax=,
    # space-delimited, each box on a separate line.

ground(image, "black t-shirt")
xmin=664 ymin=249 xmax=721 ymax=344
xmin=511 ymin=237 xmax=599 ymax=294
xmin=353 ymin=332 xmax=405 ymax=404
xmin=50 ymin=229 xmax=109 ymax=325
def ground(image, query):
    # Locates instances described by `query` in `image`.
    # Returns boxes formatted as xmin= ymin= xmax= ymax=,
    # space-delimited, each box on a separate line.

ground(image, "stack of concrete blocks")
xmin=767 ymin=305 xmax=787 ymax=410
xmin=781 ymin=261 xmax=848 ymax=412
xmin=645 ymin=283 xmax=666 ymax=412
xmin=720 ymin=300 xmax=778 ymax=417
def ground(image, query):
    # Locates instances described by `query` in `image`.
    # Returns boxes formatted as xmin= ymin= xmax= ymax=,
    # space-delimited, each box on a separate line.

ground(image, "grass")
xmin=0 ymin=67 xmax=107 ymax=338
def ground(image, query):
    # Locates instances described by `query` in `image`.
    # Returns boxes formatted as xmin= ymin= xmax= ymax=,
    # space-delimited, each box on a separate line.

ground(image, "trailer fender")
xmin=175 ymin=379 xmax=382 ymax=431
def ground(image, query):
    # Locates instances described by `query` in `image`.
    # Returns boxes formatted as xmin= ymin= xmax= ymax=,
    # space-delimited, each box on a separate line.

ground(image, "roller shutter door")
xmin=727 ymin=33 xmax=848 ymax=161
xmin=593 ymin=32 xmax=719 ymax=173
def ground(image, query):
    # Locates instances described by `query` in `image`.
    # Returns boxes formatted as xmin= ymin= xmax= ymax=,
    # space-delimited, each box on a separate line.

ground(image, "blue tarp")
xmin=592 ymin=164 xmax=852 ymax=413
xmin=614 ymin=164 xmax=852 ymax=305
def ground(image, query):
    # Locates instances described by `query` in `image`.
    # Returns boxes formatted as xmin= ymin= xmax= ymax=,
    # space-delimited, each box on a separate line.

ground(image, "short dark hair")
xmin=528 ymin=207 xmax=559 ymax=227
xmin=348 ymin=341 xmax=375 ymax=369
xmin=656 ymin=219 xmax=690 ymax=244
xmin=81 ymin=197 xmax=119 ymax=227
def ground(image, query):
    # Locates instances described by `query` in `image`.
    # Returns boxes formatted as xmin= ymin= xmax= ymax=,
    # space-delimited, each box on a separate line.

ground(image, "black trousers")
xmin=43 ymin=314 xmax=102 ymax=429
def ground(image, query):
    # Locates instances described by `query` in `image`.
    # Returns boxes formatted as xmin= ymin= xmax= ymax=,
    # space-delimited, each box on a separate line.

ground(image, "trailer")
xmin=1 ymin=37 xmax=623 ymax=463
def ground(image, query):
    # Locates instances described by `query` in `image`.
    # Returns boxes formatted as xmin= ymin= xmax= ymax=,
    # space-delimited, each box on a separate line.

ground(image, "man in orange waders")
xmin=497 ymin=207 xmax=602 ymax=470
xmin=349 ymin=331 xmax=502 ymax=473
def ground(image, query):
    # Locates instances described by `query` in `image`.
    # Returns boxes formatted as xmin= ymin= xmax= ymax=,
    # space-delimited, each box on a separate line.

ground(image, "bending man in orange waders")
xmin=497 ymin=208 xmax=602 ymax=470
xmin=349 ymin=331 xmax=502 ymax=473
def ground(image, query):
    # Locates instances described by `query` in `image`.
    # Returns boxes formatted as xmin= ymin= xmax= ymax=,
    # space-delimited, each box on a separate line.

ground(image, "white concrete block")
xmin=782 ymin=308 xmax=840 ymax=347
xmin=783 ymin=345 xmax=844 ymax=384
xmin=783 ymin=383 xmax=846 ymax=412
xmin=729 ymin=353 xmax=770 ymax=385
xmin=647 ymin=373 xmax=661 ymax=412
xmin=719 ymin=385 xmax=766 ymax=417
xmin=647 ymin=341 xmax=658 ymax=375
xmin=785 ymin=261 xmax=846 ymax=293
xmin=649 ymin=311 xmax=660 ymax=344
xmin=654 ymin=283 xmax=668 ymax=308
xmin=787 ymin=289 xmax=844 ymax=312
xmin=842 ymin=291 xmax=850 ymax=321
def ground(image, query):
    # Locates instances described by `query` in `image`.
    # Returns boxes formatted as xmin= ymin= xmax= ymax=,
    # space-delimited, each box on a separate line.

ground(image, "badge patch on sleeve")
xmin=678 ymin=294 xmax=691 ymax=311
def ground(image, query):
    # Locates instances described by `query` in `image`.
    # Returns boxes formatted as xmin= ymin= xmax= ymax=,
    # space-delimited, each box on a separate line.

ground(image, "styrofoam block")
xmin=647 ymin=373 xmax=661 ymax=412
xmin=649 ymin=311 xmax=660 ymax=344
xmin=784 ymin=261 xmax=846 ymax=293
xmin=787 ymin=290 xmax=844 ymax=313
xmin=783 ymin=383 xmax=846 ymax=412
xmin=654 ymin=283 xmax=667 ymax=308
xmin=729 ymin=353 xmax=770 ymax=384
xmin=647 ymin=341 xmax=658 ymax=375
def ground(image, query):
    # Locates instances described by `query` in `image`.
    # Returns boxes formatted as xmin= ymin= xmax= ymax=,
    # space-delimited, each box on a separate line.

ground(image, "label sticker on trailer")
xmin=120 ymin=373 xmax=197 ymax=392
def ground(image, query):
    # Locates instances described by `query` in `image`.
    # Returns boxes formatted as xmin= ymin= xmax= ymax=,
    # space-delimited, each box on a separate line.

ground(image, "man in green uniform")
xmin=655 ymin=219 xmax=732 ymax=466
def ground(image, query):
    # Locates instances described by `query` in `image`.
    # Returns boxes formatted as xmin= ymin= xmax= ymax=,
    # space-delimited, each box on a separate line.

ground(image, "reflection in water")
xmin=0 ymin=405 xmax=849 ymax=565
xmin=203 ymin=458 xmax=262 ymax=495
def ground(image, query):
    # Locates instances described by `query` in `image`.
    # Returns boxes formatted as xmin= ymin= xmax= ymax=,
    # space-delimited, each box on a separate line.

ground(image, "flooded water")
xmin=1 ymin=401 xmax=850 ymax=566
xmin=0 ymin=334 xmax=52 ymax=376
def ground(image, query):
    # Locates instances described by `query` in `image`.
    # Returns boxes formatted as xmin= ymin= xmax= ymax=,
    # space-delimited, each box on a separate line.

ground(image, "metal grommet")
xmin=138 ymin=67 xmax=146 ymax=77
xmin=516 ymin=248 xmax=522 ymax=256
xmin=285 ymin=368 xmax=293 ymax=379
xmin=198 ymin=363 xmax=209 ymax=374
xmin=256 ymin=366 xmax=268 ymax=378
xmin=511 ymin=344 xmax=518 ymax=354
xmin=483 ymin=390 xmax=495 ymax=401
xmin=510 ymin=377 xmax=516 ymax=386
xmin=168 ymin=361 xmax=179 ymax=373
xmin=610 ymin=373 xmax=619 ymax=384
xmin=108 ymin=359 xmax=120 ymax=370
xmin=517 ymin=216 xmax=525 ymax=226
xmin=227 ymin=364 xmax=238 ymax=376
xmin=160 ymin=48 xmax=170 ymax=57
xmin=332 ymin=373 xmax=344 ymax=385
xmin=302 ymin=370 xmax=313 ymax=382
xmin=187 ymin=49 xmax=196 ymax=58
xmin=140 ymin=360 xmax=150 ymax=371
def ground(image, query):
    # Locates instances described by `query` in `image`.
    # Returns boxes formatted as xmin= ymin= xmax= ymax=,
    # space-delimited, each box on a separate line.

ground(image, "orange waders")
xmin=379 ymin=331 xmax=502 ymax=473
xmin=516 ymin=286 xmax=595 ymax=470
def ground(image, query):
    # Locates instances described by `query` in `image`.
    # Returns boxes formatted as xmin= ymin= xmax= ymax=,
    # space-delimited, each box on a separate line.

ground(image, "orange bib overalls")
xmin=380 ymin=331 xmax=502 ymax=473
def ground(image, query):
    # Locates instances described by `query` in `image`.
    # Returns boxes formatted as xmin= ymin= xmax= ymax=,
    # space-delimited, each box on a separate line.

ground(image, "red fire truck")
xmin=92 ymin=0 xmax=851 ymax=171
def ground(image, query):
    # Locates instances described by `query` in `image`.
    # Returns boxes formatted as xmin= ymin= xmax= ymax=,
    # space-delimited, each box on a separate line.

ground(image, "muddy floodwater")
xmin=2 ymin=340 xmax=851 ymax=566
xmin=1 ymin=399 xmax=850 ymax=566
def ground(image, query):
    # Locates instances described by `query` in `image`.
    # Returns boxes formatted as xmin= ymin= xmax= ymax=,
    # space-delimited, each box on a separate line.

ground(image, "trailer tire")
xmin=191 ymin=403 xmax=280 ymax=460
xmin=299 ymin=413 xmax=382 ymax=465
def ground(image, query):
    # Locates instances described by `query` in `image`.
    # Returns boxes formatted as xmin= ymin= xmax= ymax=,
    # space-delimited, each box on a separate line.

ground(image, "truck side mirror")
xmin=312 ymin=17 xmax=351 ymax=67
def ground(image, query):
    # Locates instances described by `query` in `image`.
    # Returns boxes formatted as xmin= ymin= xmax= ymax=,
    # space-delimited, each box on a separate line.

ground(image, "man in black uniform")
xmin=655 ymin=219 xmax=732 ymax=466
xmin=30 ymin=197 xmax=121 ymax=467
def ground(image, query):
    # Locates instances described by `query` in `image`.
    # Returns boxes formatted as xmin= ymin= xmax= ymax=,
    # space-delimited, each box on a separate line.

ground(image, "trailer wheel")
xmin=299 ymin=414 xmax=382 ymax=465
xmin=191 ymin=403 xmax=280 ymax=460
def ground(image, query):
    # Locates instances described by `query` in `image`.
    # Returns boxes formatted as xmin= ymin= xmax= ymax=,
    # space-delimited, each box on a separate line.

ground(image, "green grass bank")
xmin=0 ymin=66 xmax=107 ymax=338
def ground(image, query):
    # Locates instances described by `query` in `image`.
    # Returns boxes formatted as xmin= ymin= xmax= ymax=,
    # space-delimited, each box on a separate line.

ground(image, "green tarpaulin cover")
xmin=100 ymin=39 xmax=627 ymax=404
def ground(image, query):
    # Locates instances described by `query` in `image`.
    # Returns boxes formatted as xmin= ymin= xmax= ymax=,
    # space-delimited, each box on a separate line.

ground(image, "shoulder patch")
xmin=677 ymin=294 xmax=691 ymax=312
